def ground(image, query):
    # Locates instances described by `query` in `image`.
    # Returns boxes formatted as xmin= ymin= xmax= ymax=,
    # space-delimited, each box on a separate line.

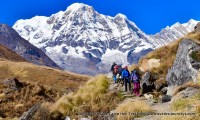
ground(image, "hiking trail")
xmin=107 ymin=73 xmax=171 ymax=120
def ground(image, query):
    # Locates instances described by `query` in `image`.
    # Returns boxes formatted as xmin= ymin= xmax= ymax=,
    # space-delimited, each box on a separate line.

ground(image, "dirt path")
xmin=108 ymin=75 xmax=171 ymax=120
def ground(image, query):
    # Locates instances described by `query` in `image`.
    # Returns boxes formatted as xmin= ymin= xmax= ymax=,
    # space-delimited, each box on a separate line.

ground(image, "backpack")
xmin=113 ymin=68 xmax=118 ymax=75
xmin=118 ymin=66 xmax=123 ymax=75
xmin=131 ymin=70 xmax=140 ymax=83
xmin=123 ymin=70 xmax=130 ymax=78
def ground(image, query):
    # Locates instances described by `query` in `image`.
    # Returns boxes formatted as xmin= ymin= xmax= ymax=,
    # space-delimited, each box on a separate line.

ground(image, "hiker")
xmin=111 ymin=62 xmax=117 ymax=72
xmin=131 ymin=70 xmax=141 ymax=96
xmin=118 ymin=65 xmax=123 ymax=76
xmin=122 ymin=66 xmax=131 ymax=92
xmin=113 ymin=65 xmax=118 ymax=83
xmin=116 ymin=65 xmax=123 ymax=84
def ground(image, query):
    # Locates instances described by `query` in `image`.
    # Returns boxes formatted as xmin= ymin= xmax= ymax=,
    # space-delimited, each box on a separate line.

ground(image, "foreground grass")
xmin=167 ymin=91 xmax=200 ymax=120
xmin=114 ymin=100 xmax=152 ymax=120
xmin=50 ymin=75 xmax=123 ymax=119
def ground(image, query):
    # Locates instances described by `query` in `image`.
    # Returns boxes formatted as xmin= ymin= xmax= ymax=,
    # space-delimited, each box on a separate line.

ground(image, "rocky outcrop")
xmin=166 ymin=39 xmax=200 ymax=95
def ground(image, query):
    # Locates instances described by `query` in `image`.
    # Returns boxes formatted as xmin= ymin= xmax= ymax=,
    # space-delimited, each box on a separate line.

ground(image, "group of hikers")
xmin=110 ymin=62 xmax=140 ymax=96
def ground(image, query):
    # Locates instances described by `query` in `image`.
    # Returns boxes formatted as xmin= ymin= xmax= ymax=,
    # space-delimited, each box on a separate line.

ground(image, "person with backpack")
xmin=116 ymin=65 xmax=123 ymax=84
xmin=111 ymin=62 xmax=116 ymax=73
xmin=121 ymin=66 xmax=131 ymax=92
xmin=113 ymin=65 xmax=119 ymax=83
xmin=111 ymin=62 xmax=117 ymax=83
xmin=131 ymin=70 xmax=141 ymax=96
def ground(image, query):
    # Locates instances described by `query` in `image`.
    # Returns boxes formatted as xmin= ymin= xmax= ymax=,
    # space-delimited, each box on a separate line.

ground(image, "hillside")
xmin=0 ymin=51 xmax=89 ymax=118
xmin=0 ymin=43 xmax=26 ymax=62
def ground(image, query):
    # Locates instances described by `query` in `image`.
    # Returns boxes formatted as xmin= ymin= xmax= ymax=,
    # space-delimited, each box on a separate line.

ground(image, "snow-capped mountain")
xmin=13 ymin=3 xmax=199 ymax=75
xmin=151 ymin=19 xmax=199 ymax=47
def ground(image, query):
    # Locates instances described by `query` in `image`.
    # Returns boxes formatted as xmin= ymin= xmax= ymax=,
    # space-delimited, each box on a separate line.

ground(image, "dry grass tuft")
xmin=171 ymin=98 xmax=191 ymax=111
xmin=50 ymin=75 xmax=122 ymax=119
xmin=185 ymin=32 xmax=200 ymax=43
xmin=114 ymin=100 xmax=152 ymax=120
xmin=0 ymin=117 xmax=18 ymax=120
xmin=0 ymin=93 xmax=5 ymax=99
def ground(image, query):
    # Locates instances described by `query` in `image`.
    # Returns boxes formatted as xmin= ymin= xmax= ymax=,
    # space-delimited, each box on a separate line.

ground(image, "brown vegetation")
xmin=0 ymin=58 xmax=90 ymax=118
xmin=50 ymin=75 xmax=123 ymax=119
xmin=0 ymin=60 xmax=89 ymax=92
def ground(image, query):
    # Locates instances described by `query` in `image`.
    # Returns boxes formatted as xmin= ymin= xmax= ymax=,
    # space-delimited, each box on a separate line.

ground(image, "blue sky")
xmin=1 ymin=0 xmax=200 ymax=34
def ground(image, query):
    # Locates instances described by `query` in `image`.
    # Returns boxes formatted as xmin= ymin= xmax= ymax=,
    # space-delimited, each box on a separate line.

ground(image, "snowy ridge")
xmin=150 ymin=19 xmax=199 ymax=47
xmin=13 ymin=3 xmax=199 ymax=75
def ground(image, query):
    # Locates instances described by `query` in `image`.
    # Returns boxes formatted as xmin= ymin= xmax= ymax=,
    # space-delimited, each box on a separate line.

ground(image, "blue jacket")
xmin=122 ymin=69 xmax=130 ymax=79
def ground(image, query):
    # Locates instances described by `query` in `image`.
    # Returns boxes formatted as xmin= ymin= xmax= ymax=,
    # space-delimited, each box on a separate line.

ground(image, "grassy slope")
xmin=0 ymin=61 xmax=90 ymax=118
xmin=0 ymin=61 xmax=89 ymax=92
xmin=0 ymin=44 xmax=90 ymax=118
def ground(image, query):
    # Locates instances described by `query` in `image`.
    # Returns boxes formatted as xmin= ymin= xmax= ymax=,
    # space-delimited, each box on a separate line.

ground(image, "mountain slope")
xmin=0 ymin=24 xmax=61 ymax=69
xmin=13 ymin=3 xmax=199 ymax=75
xmin=0 ymin=43 xmax=26 ymax=62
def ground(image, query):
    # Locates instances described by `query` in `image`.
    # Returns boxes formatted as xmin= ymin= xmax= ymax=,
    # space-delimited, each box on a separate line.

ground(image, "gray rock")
xmin=171 ymin=87 xmax=199 ymax=103
xmin=161 ymin=95 xmax=171 ymax=103
xmin=178 ymin=87 xmax=199 ymax=98
xmin=166 ymin=39 xmax=200 ymax=88
xmin=141 ymin=72 xmax=155 ymax=94
xmin=19 ymin=103 xmax=41 ymax=120
xmin=161 ymin=87 xmax=168 ymax=95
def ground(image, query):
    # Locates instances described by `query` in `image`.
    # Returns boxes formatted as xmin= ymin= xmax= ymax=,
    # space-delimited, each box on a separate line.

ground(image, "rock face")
xmin=0 ymin=24 xmax=61 ymax=69
xmin=13 ymin=3 xmax=199 ymax=75
xmin=166 ymin=39 xmax=200 ymax=94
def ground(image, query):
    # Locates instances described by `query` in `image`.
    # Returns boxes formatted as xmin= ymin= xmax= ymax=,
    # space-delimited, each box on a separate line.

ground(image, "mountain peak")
xmin=115 ymin=13 xmax=127 ymax=19
xmin=169 ymin=22 xmax=181 ymax=29
xmin=188 ymin=19 xmax=197 ymax=23
xmin=66 ymin=3 xmax=93 ymax=12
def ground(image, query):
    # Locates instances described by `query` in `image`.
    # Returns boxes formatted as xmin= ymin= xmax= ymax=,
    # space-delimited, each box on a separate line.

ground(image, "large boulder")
xmin=166 ymin=39 xmax=200 ymax=95
xmin=141 ymin=72 xmax=155 ymax=94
